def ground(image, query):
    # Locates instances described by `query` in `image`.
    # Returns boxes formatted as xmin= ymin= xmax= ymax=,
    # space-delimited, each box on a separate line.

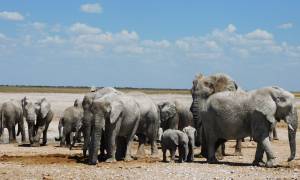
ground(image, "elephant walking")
xmin=128 ymin=92 xmax=160 ymax=157
xmin=22 ymin=97 xmax=54 ymax=146
xmin=89 ymin=90 xmax=141 ymax=164
xmin=0 ymin=100 xmax=26 ymax=143
xmin=202 ymin=86 xmax=298 ymax=167
xmin=55 ymin=99 xmax=83 ymax=147
xmin=190 ymin=73 xmax=243 ymax=158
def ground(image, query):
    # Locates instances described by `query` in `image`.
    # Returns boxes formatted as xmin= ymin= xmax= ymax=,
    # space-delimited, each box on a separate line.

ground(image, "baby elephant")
xmin=161 ymin=129 xmax=189 ymax=163
xmin=182 ymin=126 xmax=196 ymax=162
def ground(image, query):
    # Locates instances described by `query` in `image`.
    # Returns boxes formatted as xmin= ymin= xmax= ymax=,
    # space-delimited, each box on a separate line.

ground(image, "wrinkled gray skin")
xmin=90 ymin=90 xmax=141 ymax=164
xmin=190 ymin=73 xmax=242 ymax=157
xmin=161 ymin=129 xmax=189 ymax=163
xmin=81 ymin=87 xmax=122 ymax=158
xmin=22 ymin=97 xmax=54 ymax=147
xmin=55 ymin=99 xmax=83 ymax=147
xmin=127 ymin=92 xmax=160 ymax=157
xmin=0 ymin=100 xmax=26 ymax=143
xmin=202 ymin=86 xmax=298 ymax=167
xmin=158 ymin=100 xmax=193 ymax=131
xmin=183 ymin=126 xmax=196 ymax=162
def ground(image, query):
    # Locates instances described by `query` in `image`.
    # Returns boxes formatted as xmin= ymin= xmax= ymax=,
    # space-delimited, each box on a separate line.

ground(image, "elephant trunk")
xmin=287 ymin=107 xmax=298 ymax=161
xmin=190 ymin=97 xmax=206 ymax=146
xmin=89 ymin=113 xmax=104 ymax=165
xmin=27 ymin=122 xmax=35 ymax=144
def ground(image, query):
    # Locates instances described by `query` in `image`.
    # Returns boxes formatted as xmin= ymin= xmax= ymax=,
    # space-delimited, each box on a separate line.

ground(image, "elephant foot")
xmin=88 ymin=160 xmax=98 ymax=165
xmin=215 ymin=153 xmax=224 ymax=160
xmin=233 ymin=151 xmax=243 ymax=156
xmin=9 ymin=139 xmax=17 ymax=144
xmin=252 ymin=160 xmax=265 ymax=167
xmin=273 ymin=137 xmax=279 ymax=141
xmin=265 ymin=159 xmax=276 ymax=168
xmin=208 ymin=156 xmax=219 ymax=164
xmin=105 ymin=158 xmax=116 ymax=163
xmin=124 ymin=156 xmax=133 ymax=162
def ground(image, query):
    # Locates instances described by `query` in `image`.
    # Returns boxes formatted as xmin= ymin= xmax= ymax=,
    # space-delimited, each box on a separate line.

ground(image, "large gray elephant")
xmin=22 ymin=97 xmax=54 ymax=146
xmin=55 ymin=99 xmax=83 ymax=147
xmin=89 ymin=91 xmax=141 ymax=164
xmin=158 ymin=100 xmax=193 ymax=131
xmin=0 ymin=100 xmax=26 ymax=143
xmin=81 ymin=87 xmax=122 ymax=158
xmin=127 ymin=92 xmax=160 ymax=157
xmin=190 ymin=73 xmax=242 ymax=157
xmin=202 ymin=86 xmax=298 ymax=167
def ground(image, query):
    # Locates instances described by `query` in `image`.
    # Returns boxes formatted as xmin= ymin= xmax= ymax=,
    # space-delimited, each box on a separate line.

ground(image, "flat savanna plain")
xmin=0 ymin=88 xmax=300 ymax=179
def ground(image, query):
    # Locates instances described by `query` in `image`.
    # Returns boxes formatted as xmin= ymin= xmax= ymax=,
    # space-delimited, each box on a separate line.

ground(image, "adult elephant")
xmin=55 ymin=99 xmax=83 ymax=147
xmin=81 ymin=87 xmax=122 ymax=158
xmin=190 ymin=73 xmax=243 ymax=157
xmin=158 ymin=100 xmax=193 ymax=131
xmin=202 ymin=86 xmax=298 ymax=167
xmin=22 ymin=97 xmax=54 ymax=147
xmin=89 ymin=91 xmax=141 ymax=164
xmin=127 ymin=92 xmax=160 ymax=157
xmin=0 ymin=100 xmax=26 ymax=143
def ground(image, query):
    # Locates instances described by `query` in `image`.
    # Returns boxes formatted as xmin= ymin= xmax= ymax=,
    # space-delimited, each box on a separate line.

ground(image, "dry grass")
xmin=0 ymin=86 xmax=190 ymax=95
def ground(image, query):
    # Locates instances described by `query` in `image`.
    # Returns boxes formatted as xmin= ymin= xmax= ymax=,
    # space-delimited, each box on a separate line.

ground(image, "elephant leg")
xmin=65 ymin=132 xmax=71 ymax=146
xmin=12 ymin=126 xmax=16 ymax=142
xmin=42 ymin=123 xmax=49 ymax=146
xmin=32 ymin=125 xmax=46 ymax=146
xmin=8 ymin=126 xmax=16 ymax=143
xmin=19 ymin=118 xmax=26 ymax=143
xmin=178 ymin=146 xmax=184 ymax=163
xmin=273 ymin=127 xmax=279 ymax=140
xmin=187 ymin=144 xmax=194 ymax=162
xmin=233 ymin=139 xmax=243 ymax=156
xmin=170 ymin=148 xmax=176 ymax=162
xmin=207 ymin=141 xmax=218 ymax=163
xmin=150 ymin=136 xmax=159 ymax=156
xmin=105 ymin=129 xmax=117 ymax=163
xmin=253 ymin=142 xmax=265 ymax=166
xmin=261 ymin=137 xmax=276 ymax=167
xmin=215 ymin=140 xmax=225 ymax=160
xmin=124 ymin=118 xmax=140 ymax=161
xmin=162 ymin=147 xmax=167 ymax=162
xmin=136 ymin=134 xmax=146 ymax=157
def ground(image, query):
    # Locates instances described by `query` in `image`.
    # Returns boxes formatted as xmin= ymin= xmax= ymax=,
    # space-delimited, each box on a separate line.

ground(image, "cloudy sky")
xmin=0 ymin=1 xmax=299 ymax=90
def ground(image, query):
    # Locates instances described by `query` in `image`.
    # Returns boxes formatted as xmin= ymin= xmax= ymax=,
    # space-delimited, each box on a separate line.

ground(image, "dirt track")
xmin=0 ymin=93 xmax=300 ymax=179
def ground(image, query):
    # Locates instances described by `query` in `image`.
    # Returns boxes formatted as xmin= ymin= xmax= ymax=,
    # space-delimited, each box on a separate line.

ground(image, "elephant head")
xmin=21 ymin=97 xmax=51 ymax=144
xmin=190 ymin=73 xmax=238 ymax=145
xmin=158 ymin=102 xmax=177 ymax=131
xmin=267 ymin=87 xmax=298 ymax=161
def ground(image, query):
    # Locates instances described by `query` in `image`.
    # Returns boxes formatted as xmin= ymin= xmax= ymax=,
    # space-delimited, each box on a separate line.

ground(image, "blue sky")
xmin=0 ymin=1 xmax=300 ymax=90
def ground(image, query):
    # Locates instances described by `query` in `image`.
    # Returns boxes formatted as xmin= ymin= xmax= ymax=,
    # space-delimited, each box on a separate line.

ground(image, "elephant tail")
xmin=55 ymin=117 xmax=63 ymax=141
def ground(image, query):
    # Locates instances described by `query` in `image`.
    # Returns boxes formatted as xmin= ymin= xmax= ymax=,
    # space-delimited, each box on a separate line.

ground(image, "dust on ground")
xmin=0 ymin=93 xmax=300 ymax=179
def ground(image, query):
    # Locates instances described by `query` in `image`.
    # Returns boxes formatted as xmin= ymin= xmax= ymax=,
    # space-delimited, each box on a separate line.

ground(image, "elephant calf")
xmin=55 ymin=99 xmax=83 ymax=147
xmin=182 ymin=126 xmax=196 ymax=162
xmin=161 ymin=129 xmax=189 ymax=163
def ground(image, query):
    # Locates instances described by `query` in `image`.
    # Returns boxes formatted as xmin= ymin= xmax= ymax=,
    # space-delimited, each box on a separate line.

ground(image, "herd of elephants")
xmin=0 ymin=73 xmax=298 ymax=168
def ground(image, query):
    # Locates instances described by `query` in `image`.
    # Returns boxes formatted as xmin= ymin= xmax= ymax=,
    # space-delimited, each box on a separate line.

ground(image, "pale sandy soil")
xmin=0 ymin=93 xmax=299 ymax=179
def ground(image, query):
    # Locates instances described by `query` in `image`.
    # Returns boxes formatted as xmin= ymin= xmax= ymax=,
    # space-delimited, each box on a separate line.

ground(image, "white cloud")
xmin=278 ymin=23 xmax=293 ymax=29
xmin=0 ymin=33 xmax=7 ymax=39
xmin=0 ymin=11 xmax=24 ymax=21
xmin=39 ymin=36 xmax=65 ymax=44
xmin=245 ymin=29 xmax=273 ymax=40
xmin=70 ymin=23 xmax=101 ymax=34
xmin=142 ymin=40 xmax=170 ymax=48
xmin=80 ymin=3 xmax=102 ymax=14
xmin=226 ymin=24 xmax=236 ymax=33
xmin=32 ymin=22 xmax=46 ymax=31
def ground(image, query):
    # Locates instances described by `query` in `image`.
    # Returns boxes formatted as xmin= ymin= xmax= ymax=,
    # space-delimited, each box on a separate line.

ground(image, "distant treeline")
xmin=0 ymin=85 xmax=191 ymax=94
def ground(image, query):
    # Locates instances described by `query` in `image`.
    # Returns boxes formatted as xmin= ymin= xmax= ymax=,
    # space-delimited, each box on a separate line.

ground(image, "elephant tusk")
xmin=288 ymin=124 xmax=294 ymax=131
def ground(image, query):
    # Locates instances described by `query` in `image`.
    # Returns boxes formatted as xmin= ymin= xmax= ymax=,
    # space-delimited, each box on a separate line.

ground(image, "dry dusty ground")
xmin=0 ymin=92 xmax=300 ymax=179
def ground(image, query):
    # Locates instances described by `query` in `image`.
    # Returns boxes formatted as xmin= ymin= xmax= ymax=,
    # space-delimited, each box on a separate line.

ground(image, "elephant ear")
xmin=39 ymin=99 xmax=51 ymax=119
xmin=212 ymin=74 xmax=237 ymax=93
xmin=254 ymin=95 xmax=277 ymax=124
xmin=107 ymin=101 xmax=123 ymax=124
